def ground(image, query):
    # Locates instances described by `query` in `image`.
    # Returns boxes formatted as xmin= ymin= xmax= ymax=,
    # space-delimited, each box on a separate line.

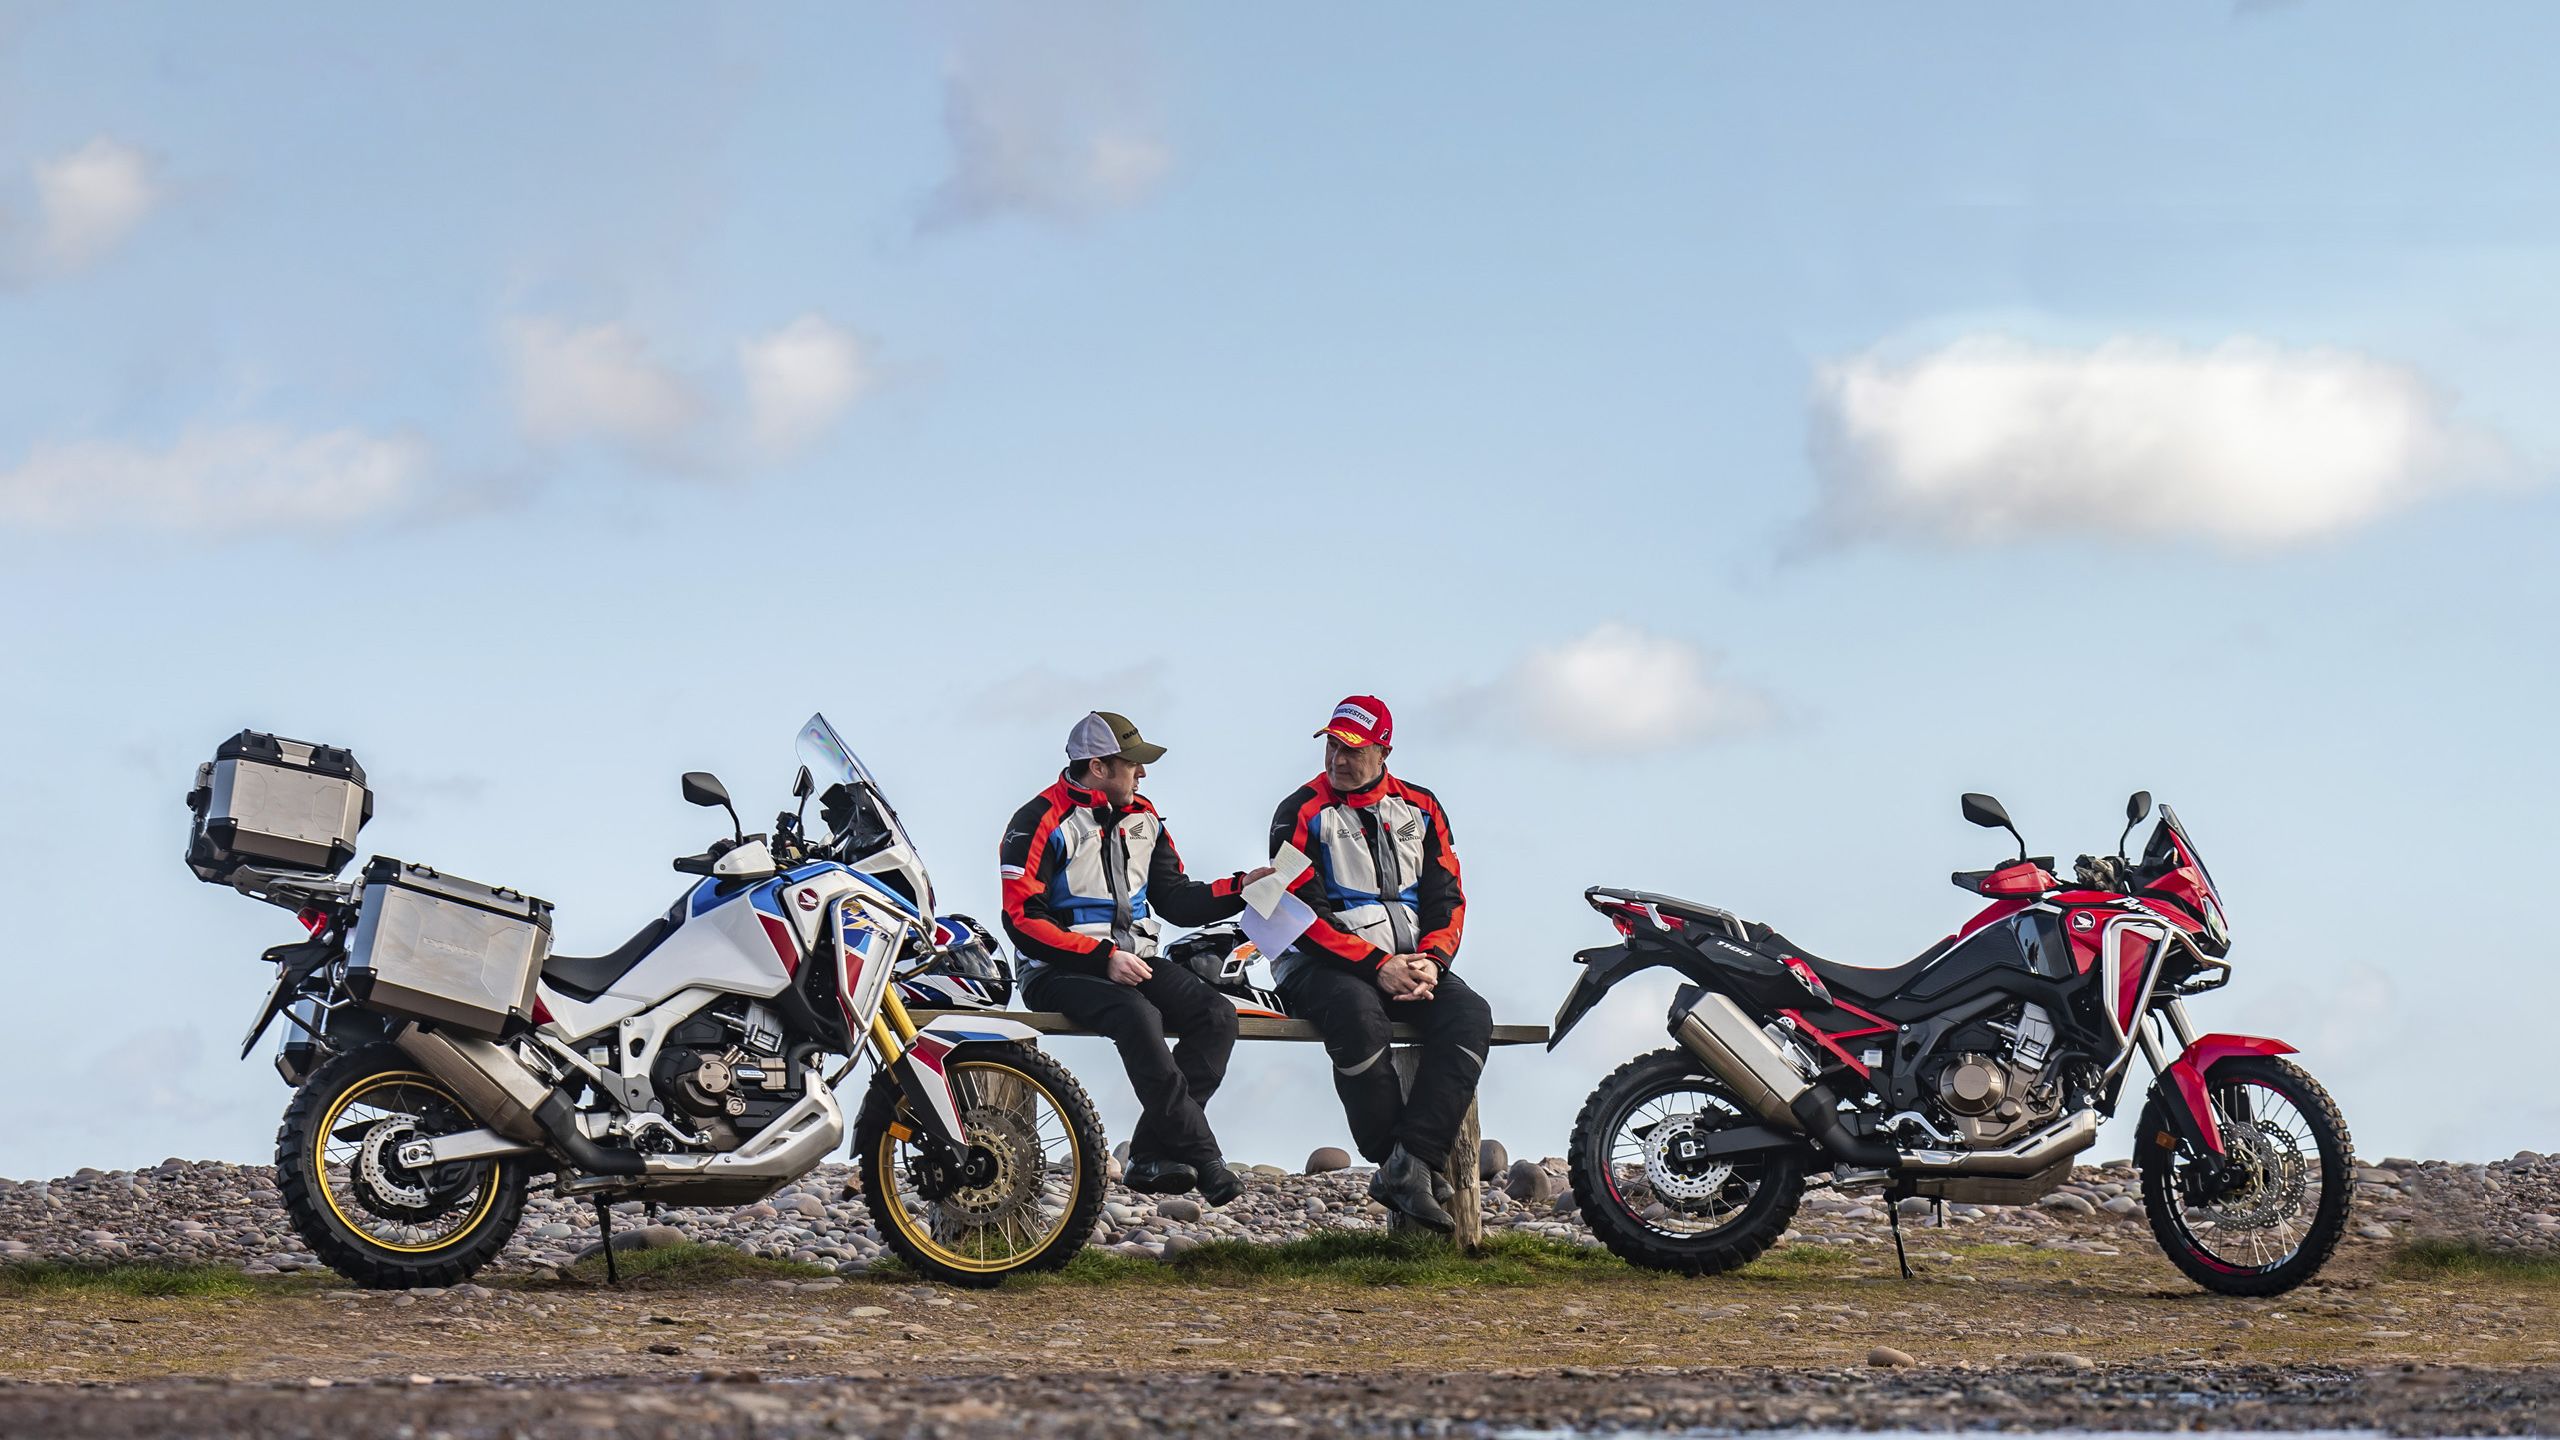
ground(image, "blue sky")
xmin=2 ymin=2 xmax=2553 ymax=1180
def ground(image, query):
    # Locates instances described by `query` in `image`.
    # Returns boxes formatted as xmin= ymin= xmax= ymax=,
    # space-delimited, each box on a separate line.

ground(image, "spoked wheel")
xmin=2139 ymin=1056 xmax=2352 ymax=1296
xmin=275 ymin=1044 xmax=529 ymax=1289
xmin=855 ymin=1042 xmax=1105 ymax=1288
xmin=1569 ymin=1048 xmax=1804 ymax=1275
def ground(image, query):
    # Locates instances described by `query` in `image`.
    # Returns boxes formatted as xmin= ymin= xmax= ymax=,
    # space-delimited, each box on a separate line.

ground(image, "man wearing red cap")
xmin=1268 ymin=695 xmax=1489 ymax=1233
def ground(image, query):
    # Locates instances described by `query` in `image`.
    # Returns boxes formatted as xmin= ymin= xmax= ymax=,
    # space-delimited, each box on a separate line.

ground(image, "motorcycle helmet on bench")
xmin=894 ymin=912 xmax=1014 ymax=1010
xmin=1166 ymin=923 xmax=1289 ymax=1020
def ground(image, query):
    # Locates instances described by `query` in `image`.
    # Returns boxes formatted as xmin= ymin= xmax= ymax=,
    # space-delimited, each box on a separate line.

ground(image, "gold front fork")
xmin=865 ymin=963 xmax=926 ymax=1066
xmin=880 ymin=985 xmax=922 ymax=1045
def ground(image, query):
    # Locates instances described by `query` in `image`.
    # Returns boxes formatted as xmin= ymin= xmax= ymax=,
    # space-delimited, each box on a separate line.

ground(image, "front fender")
xmin=2153 ymin=1033 xmax=2298 ymax=1157
xmin=886 ymin=1016 xmax=1045 ymax=1152
xmin=1548 ymin=942 xmax=1704 ymax=1050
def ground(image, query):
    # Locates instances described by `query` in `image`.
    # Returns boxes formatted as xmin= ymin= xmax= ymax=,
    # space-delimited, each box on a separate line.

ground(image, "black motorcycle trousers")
xmin=1277 ymin=965 xmax=1492 ymax=1165
xmin=1020 ymin=959 xmax=1238 ymax=1170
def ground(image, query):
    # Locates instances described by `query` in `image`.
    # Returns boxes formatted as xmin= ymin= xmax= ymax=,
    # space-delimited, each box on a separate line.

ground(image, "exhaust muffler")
xmin=1672 ymin=990 xmax=1814 ymax=1127
xmin=395 ymin=1026 xmax=553 ymax=1144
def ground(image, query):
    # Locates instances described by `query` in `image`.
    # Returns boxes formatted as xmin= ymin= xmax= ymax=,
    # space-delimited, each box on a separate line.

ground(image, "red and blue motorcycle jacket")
xmin=1000 ymin=772 xmax=1246 ymax=979
xmin=1266 ymin=770 xmax=1465 ymax=985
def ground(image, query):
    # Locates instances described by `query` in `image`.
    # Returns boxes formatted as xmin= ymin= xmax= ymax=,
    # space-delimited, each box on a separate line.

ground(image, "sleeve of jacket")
xmin=999 ymin=796 xmax=1109 ymax=973
xmin=1409 ymin=784 xmax=1466 ymax=967
xmin=1268 ymin=789 xmax=1387 ymax=974
xmin=1146 ymin=822 xmax=1246 ymax=927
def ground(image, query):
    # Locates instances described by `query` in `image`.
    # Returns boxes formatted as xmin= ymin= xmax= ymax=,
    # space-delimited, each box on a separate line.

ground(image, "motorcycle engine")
xmin=1924 ymin=1003 xmax=2066 ymax=1147
xmin=649 ymin=1002 xmax=806 ymax=1150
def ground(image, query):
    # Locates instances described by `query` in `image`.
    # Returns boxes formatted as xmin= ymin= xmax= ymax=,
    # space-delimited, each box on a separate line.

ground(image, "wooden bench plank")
xmin=915 ymin=1008 xmax=1548 ymax=1046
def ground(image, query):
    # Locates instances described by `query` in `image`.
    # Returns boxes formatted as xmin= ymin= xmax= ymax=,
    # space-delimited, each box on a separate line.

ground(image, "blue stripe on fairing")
xmin=686 ymin=861 xmax=920 ymax=919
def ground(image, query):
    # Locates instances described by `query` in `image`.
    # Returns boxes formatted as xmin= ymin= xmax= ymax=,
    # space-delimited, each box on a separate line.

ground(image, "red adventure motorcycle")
xmin=1550 ymin=791 xmax=2351 ymax=1296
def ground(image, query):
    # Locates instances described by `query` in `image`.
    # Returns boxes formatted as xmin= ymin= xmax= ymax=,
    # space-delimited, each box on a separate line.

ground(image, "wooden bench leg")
xmin=1449 ymin=1094 xmax=1483 ymax=1252
xmin=1387 ymin=1046 xmax=1483 ymax=1251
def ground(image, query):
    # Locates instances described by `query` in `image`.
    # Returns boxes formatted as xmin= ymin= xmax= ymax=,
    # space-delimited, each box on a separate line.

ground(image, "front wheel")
xmin=1568 ymin=1048 xmax=1804 ymax=1275
xmin=855 ymin=1041 xmax=1105 ymax=1288
xmin=2139 ymin=1055 xmax=2352 ymax=1297
xmin=274 ymin=1044 xmax=530 ymax=1289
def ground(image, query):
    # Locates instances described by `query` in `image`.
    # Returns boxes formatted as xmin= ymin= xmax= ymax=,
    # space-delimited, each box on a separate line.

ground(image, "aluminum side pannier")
xmin=186 ymin=730 xmax=372 ymax=883
xmin=347 ymin=857 xmax=553 ymax=1036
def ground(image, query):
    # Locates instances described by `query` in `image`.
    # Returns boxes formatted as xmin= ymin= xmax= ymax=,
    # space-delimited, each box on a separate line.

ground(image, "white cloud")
xmin=0 ymin=424 xmax=428 ymax=532
xmin=4 ymin=137 xmax=158 ymax=280
xmin=1461 ymin=623 xmax=1773 ymax=755
xmin=1808 ymin=335 xmax=2509 ymax=549
xmin=921 ymin=4 xmax=1170 ymax=230
xmin=740 ymin=315 xmax=870 ymax=457
xmin=35 ymin=137 xmax=157 ymax=267
xmin=506 ymin=317 xmax=705 ymax=458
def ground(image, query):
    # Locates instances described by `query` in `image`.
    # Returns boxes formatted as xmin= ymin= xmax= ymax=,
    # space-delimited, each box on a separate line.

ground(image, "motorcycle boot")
xmin=1123 ymin=1157 xmax=1199 ymax=1195
xmin=1197 ymin=1159 xmax=1244 ymax=1208
xmin=1368 ymin=1145 xmax=1455 ymax=1233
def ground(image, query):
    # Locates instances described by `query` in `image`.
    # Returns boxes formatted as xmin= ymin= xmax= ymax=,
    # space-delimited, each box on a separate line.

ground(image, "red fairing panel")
xmin=2113 ymin=929 xmax=2155 ymax=1031
xmin=2162 ymin=1034 xmax=2299 ymax=1156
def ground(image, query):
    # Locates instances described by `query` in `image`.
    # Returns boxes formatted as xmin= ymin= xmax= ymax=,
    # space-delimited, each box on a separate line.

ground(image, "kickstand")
xmin=1886 ymin=1190 xmax=1913 ymax=1280
xmin=595 ymin=1198 xmax=620 ymax=1286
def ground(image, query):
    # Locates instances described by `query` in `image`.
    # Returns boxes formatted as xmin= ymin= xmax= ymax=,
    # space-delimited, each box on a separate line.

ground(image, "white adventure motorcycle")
xmin=188 ymin=715 xmax=1105 ymax=1288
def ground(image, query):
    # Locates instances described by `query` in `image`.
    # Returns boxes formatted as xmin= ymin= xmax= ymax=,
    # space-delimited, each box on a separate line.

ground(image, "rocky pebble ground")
xmin=2 ymin=1142 xmax=2547 ymax=1276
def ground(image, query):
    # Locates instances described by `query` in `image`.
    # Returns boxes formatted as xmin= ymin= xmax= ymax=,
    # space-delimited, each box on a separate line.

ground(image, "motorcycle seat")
xmin=1765 ymin=929 xmax=1956 ymax=1006
xmin=543 ymin=915 xmax=676 ymax=1002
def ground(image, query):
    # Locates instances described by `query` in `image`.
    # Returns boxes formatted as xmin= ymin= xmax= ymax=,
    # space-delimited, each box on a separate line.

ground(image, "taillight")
xmin=297 ymin=908 xmax=327 ymax=937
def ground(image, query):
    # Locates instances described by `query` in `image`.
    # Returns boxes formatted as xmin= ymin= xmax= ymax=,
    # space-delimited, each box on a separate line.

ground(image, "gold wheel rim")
xmin=314 ymin=1069 xmax=503 ymax=1255
xmin=876 ymin=1060 xmax=1083 ymax=1275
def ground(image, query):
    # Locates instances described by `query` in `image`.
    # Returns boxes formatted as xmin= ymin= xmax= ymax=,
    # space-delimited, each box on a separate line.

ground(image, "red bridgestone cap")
xmin=1315 ymin=695 xmax=1392 ymax=748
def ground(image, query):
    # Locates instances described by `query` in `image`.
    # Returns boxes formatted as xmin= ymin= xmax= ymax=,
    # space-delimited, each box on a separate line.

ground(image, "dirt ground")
xmin=2 ymin=1241 xmax=2555 ymax=1435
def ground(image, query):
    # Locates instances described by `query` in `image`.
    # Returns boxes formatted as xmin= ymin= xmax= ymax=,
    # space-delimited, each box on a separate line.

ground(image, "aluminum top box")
xmin=186 ymin=730 xmax=373 ymax=883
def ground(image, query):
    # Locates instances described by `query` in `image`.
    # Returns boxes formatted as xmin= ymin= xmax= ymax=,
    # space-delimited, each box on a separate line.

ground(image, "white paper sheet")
xmin=1237 ymin=843 xmax=1318 ymax=956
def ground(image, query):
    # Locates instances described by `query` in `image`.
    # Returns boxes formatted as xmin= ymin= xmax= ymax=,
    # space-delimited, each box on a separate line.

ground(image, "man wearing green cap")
xmin=998 ymin=711 xmax=1272 ymax=1205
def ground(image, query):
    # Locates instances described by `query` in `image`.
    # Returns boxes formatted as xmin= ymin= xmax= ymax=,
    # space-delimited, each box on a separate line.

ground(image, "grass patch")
xmin=0 ymin=1260 xmax=261 ymax=1299
xmin=2389 ymin=1239 xmax=2560 ymax=1285
xmin=558 ymin=1243 xmax=838 ymax=1287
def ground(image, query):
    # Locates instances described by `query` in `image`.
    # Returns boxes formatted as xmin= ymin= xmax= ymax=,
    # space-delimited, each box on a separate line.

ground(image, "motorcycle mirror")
xmin=2118 ymin=789 xmax=2153 ymax=862
xmin=681 ymin=771 xmax=745 ymax=843
xmin=1960 ymin=792 xmax=2028 ymax=863
xmin=791 ymin=764 xmax=815 ymax=830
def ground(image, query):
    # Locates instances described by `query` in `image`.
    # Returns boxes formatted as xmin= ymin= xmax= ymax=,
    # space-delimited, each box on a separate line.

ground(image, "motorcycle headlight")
xmin=2201 ymin=893 xmax=2230 ymax=950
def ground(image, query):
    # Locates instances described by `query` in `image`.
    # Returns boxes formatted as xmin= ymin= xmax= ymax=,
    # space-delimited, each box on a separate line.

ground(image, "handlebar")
xmin=672 ymin=836 xmax=740 ymax=876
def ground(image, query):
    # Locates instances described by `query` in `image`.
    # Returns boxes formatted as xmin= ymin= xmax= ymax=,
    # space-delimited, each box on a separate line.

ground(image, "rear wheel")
xmin=1569 ymin=1048 xmax=1804 ymax=1275
xmin=2138 ymin=1056 xmax=2350 ymax=1297
xmin=855 ymin=1042 xmax=1105 ymax=1288
xmin=274 ymin=1044 xmax=529 ymax=1289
